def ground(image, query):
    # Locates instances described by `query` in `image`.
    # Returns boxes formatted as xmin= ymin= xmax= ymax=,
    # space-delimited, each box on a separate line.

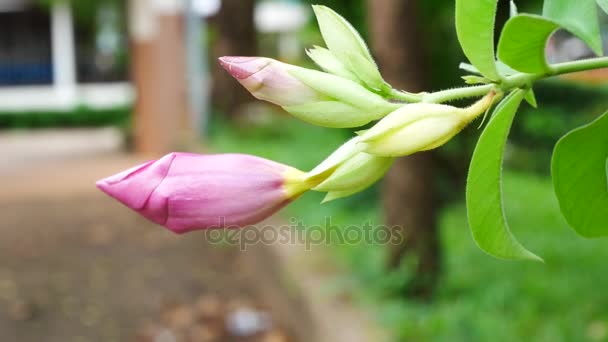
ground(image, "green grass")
xmin=209 ymin=115 xmax=608 ymax=342
xmin=379 ymin=172 xmax=608 ymax=342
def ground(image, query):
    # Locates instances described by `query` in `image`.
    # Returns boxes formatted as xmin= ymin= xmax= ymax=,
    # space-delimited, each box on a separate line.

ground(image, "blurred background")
xmin=1 ymin=0 xmax=608 ymax=341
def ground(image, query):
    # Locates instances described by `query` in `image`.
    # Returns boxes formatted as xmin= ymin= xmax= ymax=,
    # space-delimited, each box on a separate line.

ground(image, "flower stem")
xmin=387 ymin=88 xmax=425 ymax=102
xmin=423 ymin=84 xmax=495 ymax=103
xmin=404 ymin=56 xmax=608 ymax=104
xmin=550 ymin=56 xmax=608 ymax=76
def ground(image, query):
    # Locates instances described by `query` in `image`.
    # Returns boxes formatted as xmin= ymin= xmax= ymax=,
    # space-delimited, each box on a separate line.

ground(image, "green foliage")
xmin=0 ymin=107 xmax=131 ymax=130
xmin=385 ymin=172 xmax=608 ymax=341
xmin=552 ymin=112 xmax=608 ymax=237
xmin=467 ymin=90 xmax=541 ymax=260
xmin=209 ymin=120 xmax=608 ymax=341
xmin=455 ymin=0 xmax=500 ymax=80
xmin=454 ymin=0 xmax=608 ymax=250
xmin=233 ymin=1 xmax=608 ymax=258
xmin=542 ymin=0 xmax=603 ymax=55
xmin=498 ymin=15 xmax=559 ymax=74
xmin=38 ymin=0 xmax=124 ymax=26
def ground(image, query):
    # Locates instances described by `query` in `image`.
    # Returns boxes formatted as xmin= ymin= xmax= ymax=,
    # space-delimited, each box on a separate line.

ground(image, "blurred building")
xmin=0 ymin=0 xmax=133 ymax=112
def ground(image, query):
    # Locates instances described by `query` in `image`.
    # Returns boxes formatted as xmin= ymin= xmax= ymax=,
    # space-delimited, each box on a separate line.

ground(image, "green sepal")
xmin=344 ymin=52 xmax=387 ymax=91
xmin=288 ymin=67 xmax=395 ymax=112
xmin=510 ymin=0 xmax=518 ymax=17
xmin=320 ymin=156 xmax=393 ymax=203
xmin=461 ymin=61 xmax=520 ymax=77
xmin=462 ymin=75 xmax=491 ymax=85
xmin=524 ymin=89 xmax=538 ymax=108
xmin=306 ymin=46 xmax=359 ymax=82
xmin=307 ymin=137 xmax=366 ymax=179
xmin=312 ymin=5 xmax=388 ymax=92
xmin=312 ymin=5 xmax=375 ymax=68
xmin=314 ymin=154 xmax=393 ymax=192
xmin=284 ymin=101 xmax=379 ymax=128
xmin=322 ymin=189 xmax=361 ymax=203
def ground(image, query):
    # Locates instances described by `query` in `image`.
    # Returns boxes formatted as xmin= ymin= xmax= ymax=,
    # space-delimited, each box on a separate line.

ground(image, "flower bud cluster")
xmin=97 ymin=6 xmax=498 ymax=233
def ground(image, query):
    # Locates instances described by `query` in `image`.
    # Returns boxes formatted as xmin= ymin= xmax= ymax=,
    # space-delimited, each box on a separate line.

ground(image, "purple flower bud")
xmin=96 ymin=153 xmax=310 ymax=234
xmin=219 ymin=56 xmax=322 ymax=106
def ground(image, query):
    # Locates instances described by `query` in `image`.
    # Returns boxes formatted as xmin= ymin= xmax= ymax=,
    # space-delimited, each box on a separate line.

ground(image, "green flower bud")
xmin=314 ymin=153 xmax=393 ymax=202
xmin=307 ymin=137 xmax=366 ymax=180
xmin=305 ymin=137 xmax=393 ymax=203
xmin=323 ymin=187 xmax=371 ymax=203
xmin=360 ymin=93 xmax=497 ymax=157
xmin=219 ymin=56 xmax=322 ymax=106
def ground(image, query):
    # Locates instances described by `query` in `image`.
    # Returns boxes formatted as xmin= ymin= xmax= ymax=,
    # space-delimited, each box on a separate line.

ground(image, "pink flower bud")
xmin=96 ymin=153 xmax=310 ymax=234
xmin=219 ymin=56 xmax=322 ymax=106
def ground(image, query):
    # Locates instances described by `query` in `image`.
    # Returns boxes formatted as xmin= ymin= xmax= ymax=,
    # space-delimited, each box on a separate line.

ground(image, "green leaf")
xmin=597 ymin=0 xmax=608 ymax=15
xmin=467 ymin=90 xmax=542 ymax=261
xmin=455 ymin=0 xmax=500 ymax=81
xmin=460 ymin=61 xmax=519 ymax=77
xmin=551 ymin=111 xmax=608 ymax=237
xmin=497 ymin=14 xmax=559 ymax=74
xmin=543 ymin=0 xmax=603 ymax=56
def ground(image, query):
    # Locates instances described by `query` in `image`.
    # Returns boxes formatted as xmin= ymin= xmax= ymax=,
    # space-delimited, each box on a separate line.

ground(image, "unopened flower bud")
xmin=220 ymin=56 xmax=398 ymax=128
xmin=219 ymin=56 xmax=321 ymax=106
xmin=314 ymin=153 xmax=393 ymax=203
xmin=305 ymin=137 xmax=393 ymax=202
xmin=360 ymin=93 xmax=496 ymax=157
xmin=307 ymin=137 xmax=366 ymax=180
xmin=96 ymin=153 xmax=312 ymax=234
xmin=220 ymin=57 xmax=399 ymax=128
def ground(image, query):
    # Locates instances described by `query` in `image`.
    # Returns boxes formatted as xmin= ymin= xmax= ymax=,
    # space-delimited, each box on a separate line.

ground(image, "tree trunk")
xmin=367 ymin=0 xmax=441 ymax=300
xmin=129 ymin=0 xmax=191 ymax=155
xmin=211 ymin=0 xmax=257 ymax=119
